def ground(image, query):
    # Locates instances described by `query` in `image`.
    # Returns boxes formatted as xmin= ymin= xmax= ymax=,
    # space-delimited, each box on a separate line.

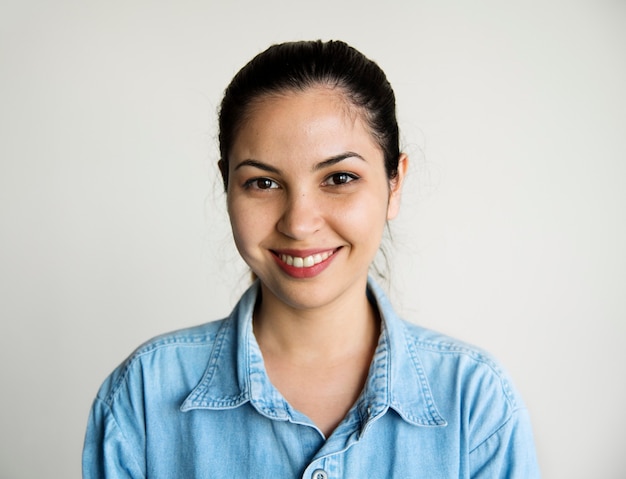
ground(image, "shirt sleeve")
xmin=82 ymin=397 xmax=145 ymax=479
xmin=469 ymin=406 xmax=541 ymax=478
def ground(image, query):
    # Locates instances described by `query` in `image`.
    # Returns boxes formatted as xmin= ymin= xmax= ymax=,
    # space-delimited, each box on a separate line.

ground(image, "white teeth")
xmin=279 ymin=250 xmax=334 ymax=268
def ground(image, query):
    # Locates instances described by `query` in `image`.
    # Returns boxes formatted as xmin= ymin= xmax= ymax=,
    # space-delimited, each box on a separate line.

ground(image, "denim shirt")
xmin=83 ymin=279 xmax=540 ymax=478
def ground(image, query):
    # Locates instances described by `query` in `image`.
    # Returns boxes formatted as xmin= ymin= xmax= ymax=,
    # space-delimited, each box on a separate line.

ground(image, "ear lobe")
xmin=387 ymin=153 xmax=408 ymax=220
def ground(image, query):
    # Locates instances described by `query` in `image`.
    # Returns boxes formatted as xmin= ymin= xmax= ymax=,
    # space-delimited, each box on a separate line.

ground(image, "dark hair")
xmin=218 ymin=40 xmax=400 ymax=189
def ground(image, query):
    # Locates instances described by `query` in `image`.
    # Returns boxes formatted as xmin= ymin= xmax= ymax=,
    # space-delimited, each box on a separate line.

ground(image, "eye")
xmin=244 ymin=177 xmax=280 ymax=190
xmin=323 ymin=172 xmax=359 ymax=186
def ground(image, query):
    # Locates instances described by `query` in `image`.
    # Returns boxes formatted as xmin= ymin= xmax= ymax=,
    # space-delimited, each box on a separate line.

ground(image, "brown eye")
xmin=244 ymin=177 xmax=280 ymax=190
xmin=325 ymin=172 xmax=358 ymax=186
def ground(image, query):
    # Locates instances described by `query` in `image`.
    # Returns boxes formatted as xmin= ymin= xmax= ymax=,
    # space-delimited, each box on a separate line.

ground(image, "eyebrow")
xmin=233 ymin=152 xmax=366 ymax=174
xmin=233 ymin=159 xmax=281 ymax=174
xmin=313 ymin=152 xmax=366 ymax=171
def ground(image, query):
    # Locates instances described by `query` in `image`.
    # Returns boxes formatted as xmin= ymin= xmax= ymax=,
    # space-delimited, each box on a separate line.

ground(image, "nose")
xmin=276 ymin=191 xmax=323 ymax=240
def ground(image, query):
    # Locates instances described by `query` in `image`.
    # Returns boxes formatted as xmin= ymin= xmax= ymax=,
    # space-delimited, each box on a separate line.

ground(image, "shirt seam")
xmin=95 ymin=396 xmax=146 ymax=478
xmin=102 ymin=327 xmax=221 ymax=406
xmin=182 ymin=316 xmax=239 ymax=407
xmin=406 ymin=333 xmax=518 ymax=410
xmin=468 ymin=405 xmax=524 ymax=454
xmin=400 ymin=332 xmax=448 ymax=426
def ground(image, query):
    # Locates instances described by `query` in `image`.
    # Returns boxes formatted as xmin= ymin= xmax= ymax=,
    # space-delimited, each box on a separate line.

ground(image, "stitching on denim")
xmin=404 ymin=326 xmax=518 ymax=410
xmin=184 ymin=392 xmax=251 ymax=409
xmin=103 ymin=321 xmax=224 ymax=405
xmin=403 ymin=332 xmax=448 ymax=426
xmin=183 ymin=317 xmax=233 ymax=402
xmin=468 ymin=408 xmax=522 ymax=455
xmin=95 ymin=397 xmax=146 ymax=478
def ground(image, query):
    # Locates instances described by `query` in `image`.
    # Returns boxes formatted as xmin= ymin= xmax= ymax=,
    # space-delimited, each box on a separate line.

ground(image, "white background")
xmin=1 ymin=1 xmax=625 ymax=477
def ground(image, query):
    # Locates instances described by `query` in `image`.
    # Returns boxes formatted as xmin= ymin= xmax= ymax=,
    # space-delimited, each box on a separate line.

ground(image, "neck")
xmin=253 ymin=280 xmax=380 ymax=365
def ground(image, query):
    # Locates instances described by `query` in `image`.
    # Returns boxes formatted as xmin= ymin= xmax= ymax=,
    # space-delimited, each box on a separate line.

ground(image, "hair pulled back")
xmin=218 ymin=40 xmax=400 ymax=189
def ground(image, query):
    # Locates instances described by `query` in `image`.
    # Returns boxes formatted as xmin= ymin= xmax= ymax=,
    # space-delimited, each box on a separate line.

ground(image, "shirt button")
xmin=312 ymin=469 xmax=328 ymax=479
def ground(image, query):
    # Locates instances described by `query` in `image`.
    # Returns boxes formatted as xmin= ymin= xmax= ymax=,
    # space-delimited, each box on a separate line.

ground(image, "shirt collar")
xmin=181 ymin=278 xmax=446 ymax=428
xmin=365 ymin=279 xmax=447 ymax=427
xmin=181 ymin=281 xmax=291 ymax=419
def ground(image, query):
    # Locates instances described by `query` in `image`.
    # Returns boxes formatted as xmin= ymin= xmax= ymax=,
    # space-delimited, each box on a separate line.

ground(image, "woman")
xmin=83 ymin=40 xmax=540 ymax=478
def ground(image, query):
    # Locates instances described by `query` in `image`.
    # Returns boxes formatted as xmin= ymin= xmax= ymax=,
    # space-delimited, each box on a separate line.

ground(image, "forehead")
xmin=231 ymin=86 xmax=380 ymax=161
xmin=250 ymin=85 xmax=359 ymax=120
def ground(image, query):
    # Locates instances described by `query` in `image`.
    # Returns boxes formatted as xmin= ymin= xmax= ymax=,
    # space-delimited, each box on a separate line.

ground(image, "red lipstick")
xmin=271 ymin=248 xmax=339 ymax=279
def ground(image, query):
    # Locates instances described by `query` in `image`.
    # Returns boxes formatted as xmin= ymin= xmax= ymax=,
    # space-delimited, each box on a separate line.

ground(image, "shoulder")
xmin=370 ymin=278 xmax=523 ymax=412
xmin=129 ymin=319 xmax=227 ymax=358
xmin=397 ymin=320 xmax=527 ymax=447
xmin=403 ymin=320 xmax=511 ymax=373
xmin=96 ymin=318 xmax=230 ymax=405
xmin=394 ymin=325 xmax=541 ymax=473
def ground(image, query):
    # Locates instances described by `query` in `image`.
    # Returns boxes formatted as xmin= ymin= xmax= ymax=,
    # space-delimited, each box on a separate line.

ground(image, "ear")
xmin=386 ymin=153 xmax=408 ymax=220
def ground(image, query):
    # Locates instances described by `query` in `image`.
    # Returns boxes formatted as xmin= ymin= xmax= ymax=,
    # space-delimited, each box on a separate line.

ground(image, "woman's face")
xmin=225 ymin=86 xmax=406 ymax=312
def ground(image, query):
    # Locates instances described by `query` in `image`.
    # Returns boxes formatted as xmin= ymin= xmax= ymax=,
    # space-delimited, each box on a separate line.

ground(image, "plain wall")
xmin=1 ymin=1 xmax=625 ymax=477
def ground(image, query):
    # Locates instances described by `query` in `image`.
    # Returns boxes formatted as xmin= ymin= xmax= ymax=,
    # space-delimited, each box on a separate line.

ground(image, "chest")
xmin=146 ymin=406 xmax=462 ymax=479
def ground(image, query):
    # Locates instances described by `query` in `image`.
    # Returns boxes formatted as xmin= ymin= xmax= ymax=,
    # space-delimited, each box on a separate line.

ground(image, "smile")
xmin=271 ymin=248 xmax=339 ymax=278
xmin=278 ymin=250 xmax=335 ymax=268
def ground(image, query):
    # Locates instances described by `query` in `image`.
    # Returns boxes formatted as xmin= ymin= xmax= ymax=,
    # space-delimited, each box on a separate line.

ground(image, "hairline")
xmin=226 ymin=81 xmax=390 ymax=173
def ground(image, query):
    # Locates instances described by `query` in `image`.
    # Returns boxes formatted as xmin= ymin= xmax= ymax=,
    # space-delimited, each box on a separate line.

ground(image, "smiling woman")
xmin=226 ymin=87 xmax=404 ymax=309
xmin=82 ymin=40 xmax=541 ymax=478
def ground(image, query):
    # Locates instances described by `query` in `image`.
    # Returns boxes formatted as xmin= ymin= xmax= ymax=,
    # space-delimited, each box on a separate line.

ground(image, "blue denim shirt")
xmin=83 ymin=279 xmax=540 ymax=478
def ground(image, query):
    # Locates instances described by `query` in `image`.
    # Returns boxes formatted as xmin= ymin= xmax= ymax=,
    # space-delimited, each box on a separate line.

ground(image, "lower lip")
xmin=271 ymin=250 xmax=339 ymax=279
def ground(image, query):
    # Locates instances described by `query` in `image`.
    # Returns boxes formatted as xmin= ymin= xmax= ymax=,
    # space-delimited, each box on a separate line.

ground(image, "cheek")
xmin=227 ymin=199 xmax=254 ymax=250
xmin=227 ymin=197 xmax=274 ymax=253
xmin=332 ymin=191 xmax=388 ymax=239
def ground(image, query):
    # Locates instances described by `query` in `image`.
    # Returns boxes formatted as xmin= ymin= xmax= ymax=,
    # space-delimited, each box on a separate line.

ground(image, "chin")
xmin=259 ymin=272 xmax=368 ymax=313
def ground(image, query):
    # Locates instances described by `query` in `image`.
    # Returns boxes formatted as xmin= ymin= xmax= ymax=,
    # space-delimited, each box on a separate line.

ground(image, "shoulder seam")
xmin=92 ymin=396 xmax=147 ymax=478
xmin=468 ymin=405 xmax=527 ymax=454
xmin=402 ymin=324 xmax=519 ymax=410
xmin=101 ymin=321 xmax=225 ymax=406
